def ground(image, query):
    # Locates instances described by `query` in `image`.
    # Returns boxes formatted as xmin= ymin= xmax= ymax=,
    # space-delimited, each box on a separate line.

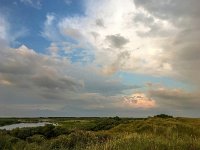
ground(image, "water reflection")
xmin=0 ymin=122 xmax=52 ymax=130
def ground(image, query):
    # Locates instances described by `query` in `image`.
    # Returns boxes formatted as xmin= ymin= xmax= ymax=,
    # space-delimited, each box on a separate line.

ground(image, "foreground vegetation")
xmin=1 ymin=115 xmax=200 ymax=150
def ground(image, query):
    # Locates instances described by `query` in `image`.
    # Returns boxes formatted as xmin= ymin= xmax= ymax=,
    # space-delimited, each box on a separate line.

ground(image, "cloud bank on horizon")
xmin=0 ymin=0 xmax=200 ymax=117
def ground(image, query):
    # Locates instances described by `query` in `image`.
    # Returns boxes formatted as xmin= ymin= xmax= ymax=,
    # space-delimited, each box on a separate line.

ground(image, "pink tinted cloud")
xmin=123 ymin=93 xmax=156 ymax=109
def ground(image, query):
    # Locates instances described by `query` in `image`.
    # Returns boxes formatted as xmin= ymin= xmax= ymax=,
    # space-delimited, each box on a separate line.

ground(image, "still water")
xmin=0 ymin=122 xmax=52 ymax=130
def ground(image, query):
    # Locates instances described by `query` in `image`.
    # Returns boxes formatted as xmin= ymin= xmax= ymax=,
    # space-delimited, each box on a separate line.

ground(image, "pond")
xmin=0 ymin=122 xmax=53 ymax=130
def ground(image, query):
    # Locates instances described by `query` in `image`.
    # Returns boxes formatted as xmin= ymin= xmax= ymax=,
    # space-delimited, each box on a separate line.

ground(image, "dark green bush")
xmin=49 ymin=135 xmax=70 ymax=149
xmin=68 ymin=130 xmax=98 ymax=148
xmin=26 ymin=134 xmax=46 ymax=144
xmin=91 ymin=118 xmax=121 ymax=131
xmin=10 ymin=124 xmax=70 ymax=140
xmin=0 ymin=118 xmax=20 ymax=126
xmin=154 ymin=114 xmax=173 ymax=119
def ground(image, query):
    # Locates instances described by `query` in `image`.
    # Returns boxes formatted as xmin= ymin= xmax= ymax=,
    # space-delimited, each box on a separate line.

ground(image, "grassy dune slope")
xmin=87 ymin=117 xmax=200 ymax=150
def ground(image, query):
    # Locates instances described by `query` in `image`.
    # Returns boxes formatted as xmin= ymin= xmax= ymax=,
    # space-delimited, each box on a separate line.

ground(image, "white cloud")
xmin=64 ymin=0 xmax=72 ymax=6
xmin=0 ymin=14 xmax=28 ymax=47
xmin=47 ymin=42 xmax=59 ymax=56
xmin=20 ymin=0 xmax=42 ymax=9
xmin=42 ymin=14 xmax=59 ymax=41
xmin=133 ymin=0 xmax=200 ymax=87
xmin=0 ymin=79 xmax=12 ymax=86
xmin=43 ymin=0 xmax=176 ymax=78
xmin=0 ymin=17 xmax=9 ymax=41
xmin=46 ymin=14 xmax=55 ymax=25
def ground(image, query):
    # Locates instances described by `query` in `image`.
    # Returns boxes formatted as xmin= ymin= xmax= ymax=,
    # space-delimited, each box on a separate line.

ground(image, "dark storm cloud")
xmin=95 ymin=19 xmax=105 ymax=27
xmin=106 ymin=34 xmax=129 ymax=48
xmin=85 ymin=79 xmax=141 ymax=96
xmin=32 ymin=75 xmax=83 ymax=91
xmin=148 ymin=87 xmax=200 ymax=110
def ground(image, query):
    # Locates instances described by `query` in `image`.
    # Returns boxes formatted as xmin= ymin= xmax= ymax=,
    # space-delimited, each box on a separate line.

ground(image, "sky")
xmin=0 ymin=0 xmax=200 ymax=117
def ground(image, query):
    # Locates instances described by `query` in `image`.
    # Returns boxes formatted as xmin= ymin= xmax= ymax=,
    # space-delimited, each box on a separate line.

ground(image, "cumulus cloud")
xmin=42 ymin=0 xmax=200 ymax=89
xmin=42 ymin=0 xmax=176 ymax=78
xmin=1 ymin=0 xmax=200 ymax=116
xmin=133 ymin=0 xmax=200 ymax=87
xmin=0 ymin=23 xmax=138 ymax=116
xmin=123 ymin=93 xmax=156 ymax=109
xmin=0 ymin=45 xmax=83 ymax=91
xmin=36 ymin=0 xmax=200 ymax=116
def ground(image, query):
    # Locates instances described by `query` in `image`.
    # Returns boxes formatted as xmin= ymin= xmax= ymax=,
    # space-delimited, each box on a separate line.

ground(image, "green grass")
xmin=86 ymin=133 xmax=200 ymax=150
xmin=1 ymin=116 xmax=200 ymax=150
xmin=58 ymin=120 xmax=96 ymax=130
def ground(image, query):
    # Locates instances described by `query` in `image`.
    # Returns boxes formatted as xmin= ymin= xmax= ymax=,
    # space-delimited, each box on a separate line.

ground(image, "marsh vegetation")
xmin=0 ymin=115 xmax=200 ymax=150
